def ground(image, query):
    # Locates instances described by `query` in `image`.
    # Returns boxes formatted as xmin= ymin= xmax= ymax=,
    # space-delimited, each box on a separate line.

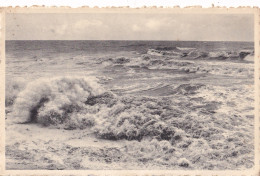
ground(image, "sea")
xmin=5 ymin=40 xmax=255 ymax=169
xmin=6 ymin=40 xmax=254 ymax=88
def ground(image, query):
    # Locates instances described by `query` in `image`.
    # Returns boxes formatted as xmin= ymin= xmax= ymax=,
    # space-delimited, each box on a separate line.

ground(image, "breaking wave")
xmin=96 ymin=54 xmax=253 ymax=77
xmin=8 ymin=77 xmax=250 ymax=144
xmin=147 ymin=47 xmax=254 ymax=61
xmin=93 ymin=46 xmax=254 ymax=78
xmin=7 ymin=76 xmax=253 ymax=151
xmin=11 ymin=77 xmax=106 ymax=125
xmin=7 ymin=76 xmax=254 ymax=169
xmin=9 ymin=76 xmax=221 ymax=142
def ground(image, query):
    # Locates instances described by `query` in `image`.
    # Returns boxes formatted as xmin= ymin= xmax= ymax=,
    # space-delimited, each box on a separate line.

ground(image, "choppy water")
xmin=5 ymin=40 xmax=255 ymax=169
xmin=6 ymin=40 xmax=254 ymax=93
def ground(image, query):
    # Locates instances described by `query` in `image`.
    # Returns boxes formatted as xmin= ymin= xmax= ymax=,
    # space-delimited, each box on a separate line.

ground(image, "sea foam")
xmin=11 ymin=77 xmax=106 ymax=125
xmin=9 ymin=76 xmax=202 ymax=142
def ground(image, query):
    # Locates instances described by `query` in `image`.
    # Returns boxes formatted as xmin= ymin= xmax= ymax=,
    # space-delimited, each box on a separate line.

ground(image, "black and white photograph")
xmin=3 ymin=9 xmax=258 ymax=171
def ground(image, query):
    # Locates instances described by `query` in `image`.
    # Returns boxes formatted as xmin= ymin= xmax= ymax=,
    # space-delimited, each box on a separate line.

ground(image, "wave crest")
xmin=11 ymin=77 xmax=109 ymax=126
xmin=10 ymin=77 xmax=209 ymax=143
xmin=147 ymin=48 xmax=254 ymax=60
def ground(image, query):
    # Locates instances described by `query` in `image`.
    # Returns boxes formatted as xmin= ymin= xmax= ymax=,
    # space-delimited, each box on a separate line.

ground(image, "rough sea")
xmin=5 ymin=40 xmax=255 ymax=169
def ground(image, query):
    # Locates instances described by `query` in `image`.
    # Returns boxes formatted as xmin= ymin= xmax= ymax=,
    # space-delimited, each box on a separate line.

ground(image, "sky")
xmin=6 ymin=13 xmax=254 ymax=41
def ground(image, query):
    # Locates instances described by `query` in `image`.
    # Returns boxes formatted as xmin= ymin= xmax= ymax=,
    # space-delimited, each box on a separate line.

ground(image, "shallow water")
xmin=5 ymin=40 xmax=255 ymax=169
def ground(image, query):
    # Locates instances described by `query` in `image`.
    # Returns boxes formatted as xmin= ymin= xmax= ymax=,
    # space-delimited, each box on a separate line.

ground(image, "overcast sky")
xmin=6 ymin=13 xmax=254 ymax=41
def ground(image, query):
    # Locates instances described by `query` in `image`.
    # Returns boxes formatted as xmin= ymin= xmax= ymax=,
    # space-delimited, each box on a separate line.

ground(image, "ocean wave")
xmin=130 ymin=83 xmax=205 ymax=97
xmin=176 ymin=47 xmax=196 ymax=51
xmin=7 ymin=76 xmax=254 ymax=169
xmin=8 ymin=76 xmax=253 ymax=149
xmin=132 ymin=56 xmax=253 ymax=76
xmin=147 ymin=48 xmax=254 ymax=61
xmin=6 ymin=78 xmax=27 ymax=107
xmin=8 ymin=77 xmax=212 ymax=140
xmin=96 ymin=54 xmax=253 ymax=77
xmin=10 ymin=77 xmax=106 ymax=124
xmin=147 ymin=49 xmax=182 ymax=57
xmin=96 ymin=57 xmax=130 ymax=66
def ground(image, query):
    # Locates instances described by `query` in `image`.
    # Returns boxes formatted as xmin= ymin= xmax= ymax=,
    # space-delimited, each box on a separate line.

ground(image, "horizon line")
xmin=5 ymin=39 xmax=254 ymax=42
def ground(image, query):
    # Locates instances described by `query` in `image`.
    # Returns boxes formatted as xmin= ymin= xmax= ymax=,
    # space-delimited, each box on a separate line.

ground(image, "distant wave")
xmin=176 ymin=47 xmax=196 ymax=51
xmin=155 ymin=46 xmax=177 ymax=51
xmin=147 ymin=48 xmax=254 ymax=61
xmin=95 ymin=54 xmax=253 ymax=77
xmin=147 ymin=49 xmax=181 ymax=56
xmin=120 ymin=43 xmax=147 ymax=47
